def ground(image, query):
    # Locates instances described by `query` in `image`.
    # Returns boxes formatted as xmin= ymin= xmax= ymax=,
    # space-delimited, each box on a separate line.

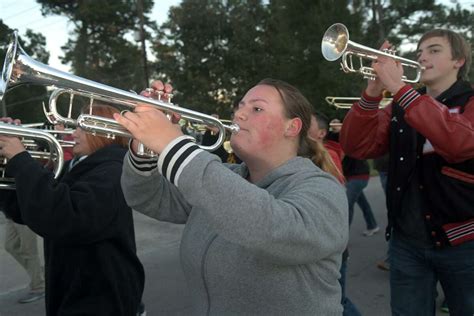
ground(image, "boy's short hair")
xmin=418 ymin=29 xmax=472 ymax=80
xmin=311 ymin=110 xmax=329 ymax=131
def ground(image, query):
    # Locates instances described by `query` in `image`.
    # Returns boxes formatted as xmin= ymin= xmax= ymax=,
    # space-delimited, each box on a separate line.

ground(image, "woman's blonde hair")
xmin=308 ymin=138 xmax=343 ymax=180
xmin=257 ymin=78 xmax=342 ymax=180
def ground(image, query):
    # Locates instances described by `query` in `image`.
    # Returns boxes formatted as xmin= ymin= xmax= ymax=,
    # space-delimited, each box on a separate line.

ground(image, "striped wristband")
xmin=128 ymin=144 xmax=159 ymax=176
xmin=358 ymin=95 xmax=381 ymax=110
xmin=396 ymin=86 xmax=420 ymax=110
xmin=158 ymin=136 xmax=203 ymax=186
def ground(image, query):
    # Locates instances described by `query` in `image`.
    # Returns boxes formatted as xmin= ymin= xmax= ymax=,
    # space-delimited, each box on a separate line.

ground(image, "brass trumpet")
xmin=321 ymin=23 xmax=424 ymax=83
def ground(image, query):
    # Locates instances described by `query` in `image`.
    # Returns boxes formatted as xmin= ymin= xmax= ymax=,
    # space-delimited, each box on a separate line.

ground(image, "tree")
xmin=152 ymin=0 xmax=365 ymax=120
xmin=37 ymin=0 xmax=155 ymax=92
xmin=152 ymin=0 xmax=472 ymax=121
xmin=263 ymin=0 xmax=365 ymax=120
xmin=358 ymin=0 xmax=473 ymax=80
xmin=153 ymin=0 xmax=270 ymax=117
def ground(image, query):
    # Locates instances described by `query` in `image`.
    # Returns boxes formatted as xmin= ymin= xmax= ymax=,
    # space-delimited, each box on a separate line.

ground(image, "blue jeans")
xmin=390 ymin=234 xmax=474 ymax=316
xmin=379 ymin=171 xmax=388 ymax=194
xmin=346 ymin=178 xmax=378 ymax=230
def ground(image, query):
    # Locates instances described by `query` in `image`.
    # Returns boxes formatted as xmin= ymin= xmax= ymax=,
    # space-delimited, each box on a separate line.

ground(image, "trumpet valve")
xmin=382 ymin=48 xmax=397 ymax=56
xmin=156 ymin=90 xmax=163 ymax=100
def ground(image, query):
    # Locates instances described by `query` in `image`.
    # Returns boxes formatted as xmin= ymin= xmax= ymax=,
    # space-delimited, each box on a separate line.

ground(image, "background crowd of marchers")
xmin=0 ymin=0 xmax=473 ymax=124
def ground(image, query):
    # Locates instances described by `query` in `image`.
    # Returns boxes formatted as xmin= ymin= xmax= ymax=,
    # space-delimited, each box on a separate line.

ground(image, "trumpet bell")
xmin=0 ymin=32 xmax=18 ymax=101
xmin=1 ymin=31 xmax=68 ymax=100
xmin=321 ymin=23 xmax=349 ymax=62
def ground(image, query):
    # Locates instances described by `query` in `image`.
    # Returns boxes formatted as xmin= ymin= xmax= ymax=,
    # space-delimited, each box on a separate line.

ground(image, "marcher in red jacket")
xmin=340 ymin=29 xmax=474 ymax=315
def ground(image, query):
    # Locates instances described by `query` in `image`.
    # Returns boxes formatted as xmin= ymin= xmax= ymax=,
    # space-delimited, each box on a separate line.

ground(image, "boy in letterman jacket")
xmin=340 ymin=29 xmax=474 ymax=315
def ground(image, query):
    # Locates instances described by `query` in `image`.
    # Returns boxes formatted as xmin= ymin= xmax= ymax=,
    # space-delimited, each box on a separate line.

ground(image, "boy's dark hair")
xmin=418 ymin=29 xmax=472 ymax=80
xmin=311 ymin=110 xmax=329 ymax=132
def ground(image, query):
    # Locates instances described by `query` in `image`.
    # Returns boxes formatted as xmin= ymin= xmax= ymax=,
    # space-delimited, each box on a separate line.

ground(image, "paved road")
xmin=0 ymin=177 xmax=445 ymax=315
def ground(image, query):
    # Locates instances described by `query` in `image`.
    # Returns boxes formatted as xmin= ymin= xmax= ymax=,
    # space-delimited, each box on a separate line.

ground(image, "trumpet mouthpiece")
xmin=230 ymin=124 xmax=240 ymax=134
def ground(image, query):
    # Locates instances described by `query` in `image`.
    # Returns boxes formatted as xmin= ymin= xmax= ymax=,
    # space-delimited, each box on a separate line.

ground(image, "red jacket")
xmin=340 ymin=81 xmax=474 ymax=247
xmin=340 ymin=84 xmax=474 ymax=163
xmin=324 ymin=140 xmax=345 ymax=184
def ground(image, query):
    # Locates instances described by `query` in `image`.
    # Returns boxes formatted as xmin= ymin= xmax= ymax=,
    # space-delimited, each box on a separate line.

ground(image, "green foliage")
xmin=153 ymin=0 xmax=367 ymax=119
xmin=152 ymin=0 xmax=473 ymax=120
xmin=154 ymin=0 xmax=270 ymax=116
xmin=37 ymin=0 xmax=155 ymax=91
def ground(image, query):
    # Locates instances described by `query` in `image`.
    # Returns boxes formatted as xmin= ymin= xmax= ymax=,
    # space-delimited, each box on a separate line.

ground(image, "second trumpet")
xmin=321 ymin=23 xmax=424 ymax=83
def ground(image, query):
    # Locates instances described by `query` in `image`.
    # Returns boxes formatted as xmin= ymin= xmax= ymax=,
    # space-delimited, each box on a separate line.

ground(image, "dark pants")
xmin=339 ymin=254 xmax=362 ymax=316
xmin=390 ymin=234 xmax=474 ymax=316
xmin=346 ymin=178 xmax=378 ymax=230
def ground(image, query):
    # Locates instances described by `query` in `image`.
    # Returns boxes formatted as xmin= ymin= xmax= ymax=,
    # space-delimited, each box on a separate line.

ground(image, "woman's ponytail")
xmin=301 ymin=136 xmax=344 ymax=182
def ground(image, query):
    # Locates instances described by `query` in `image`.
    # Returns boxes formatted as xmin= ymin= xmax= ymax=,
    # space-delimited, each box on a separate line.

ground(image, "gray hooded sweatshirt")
xmin=121 ymin=136 xmax=348 ymax=316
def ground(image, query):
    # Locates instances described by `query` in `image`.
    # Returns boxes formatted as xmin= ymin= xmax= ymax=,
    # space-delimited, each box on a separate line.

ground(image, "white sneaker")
xmin=363 ymin=226 xmax=380 ymax=237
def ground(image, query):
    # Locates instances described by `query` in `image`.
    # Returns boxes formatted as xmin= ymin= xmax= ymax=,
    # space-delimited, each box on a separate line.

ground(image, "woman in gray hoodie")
xmin=115 ymin=78 xmax=349 ymax=315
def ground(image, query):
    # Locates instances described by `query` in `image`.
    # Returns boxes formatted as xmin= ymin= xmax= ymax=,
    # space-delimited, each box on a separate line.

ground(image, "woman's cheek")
xmin=258 ymin=121 xmax=283 ymax=147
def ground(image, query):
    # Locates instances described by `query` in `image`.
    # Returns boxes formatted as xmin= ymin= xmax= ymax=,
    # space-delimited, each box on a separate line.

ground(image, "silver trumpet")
xmin=22 ymin=122 xmax=75 ymax=148
xmin=0 ymin=123 xmax=65 ymax=190
xmin=1 ymin=32 xmax=240 ymax=155
xmin=321 ymin=23 xmax=424 ymax=83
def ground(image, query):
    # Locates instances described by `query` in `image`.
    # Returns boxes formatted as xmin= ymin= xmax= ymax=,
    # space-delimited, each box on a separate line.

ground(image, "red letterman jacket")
xmin=339 ymin=80 xmax=474 ymax=248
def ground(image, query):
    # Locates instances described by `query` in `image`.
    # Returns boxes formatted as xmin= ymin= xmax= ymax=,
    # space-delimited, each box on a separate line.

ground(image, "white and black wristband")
xmin=128 ymin=140 xmax=158 ymax=176
xmin=158 ymin=136 xmax=203 ymax=186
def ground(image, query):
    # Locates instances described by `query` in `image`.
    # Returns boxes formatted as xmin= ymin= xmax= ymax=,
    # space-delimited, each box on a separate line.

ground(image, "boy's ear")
xmin=285 ymin=118 xmax=303 ymax=137
xmin=454 ymin=58 xmax=465 ymax=69
xmin=320 ymin=128 xmax=328 ymax=139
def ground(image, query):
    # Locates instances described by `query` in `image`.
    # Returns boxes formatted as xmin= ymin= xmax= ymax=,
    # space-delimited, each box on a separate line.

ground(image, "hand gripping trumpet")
xmin=1 ymin=32 xmax=240 ymax=156
xmin=0 ymin=123 xmax=65 ymax=189
xmin=321 ymin=23 xmax=425 ymax=83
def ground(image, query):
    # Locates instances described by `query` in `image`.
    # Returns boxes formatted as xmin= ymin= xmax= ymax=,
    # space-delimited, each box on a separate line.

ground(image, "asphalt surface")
xmin=0 ymin=177 xmax=446 ymax=315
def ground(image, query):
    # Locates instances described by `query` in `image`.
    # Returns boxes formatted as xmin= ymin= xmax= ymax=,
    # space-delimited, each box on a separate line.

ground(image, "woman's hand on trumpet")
xmin=0 ymin=117 xmax=22 ymax=126
xmin=113 ymin=81 xmax=184 ymax=155
xmin=140 ymin=80 xmax=174 ymax=102
xmin=0 ymin=117 xmax=26 ymax=159
xmin=0 ymin=135 xmax=25 ymax=159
